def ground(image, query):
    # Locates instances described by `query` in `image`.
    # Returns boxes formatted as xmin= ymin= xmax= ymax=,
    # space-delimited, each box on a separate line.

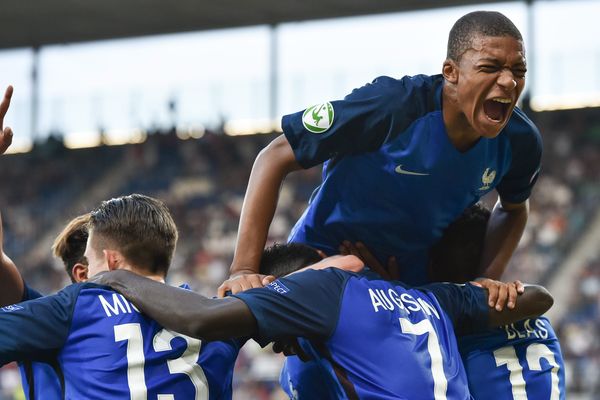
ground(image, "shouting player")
xmin=221 ymin=11 xmax=540 ymax=309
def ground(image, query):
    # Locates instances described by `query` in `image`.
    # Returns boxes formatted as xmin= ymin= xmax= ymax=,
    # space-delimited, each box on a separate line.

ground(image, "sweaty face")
xmin=455 ymin=35 xmax=527 ymax=138
xmin=83 ymin=230 xmax=110 ymax=278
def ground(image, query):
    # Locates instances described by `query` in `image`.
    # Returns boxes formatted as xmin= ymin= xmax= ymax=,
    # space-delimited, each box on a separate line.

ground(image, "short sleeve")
xmin=282 ymin=75 xmax=437 ymax=168
xmin=0 ymin=284 xmax=83 ymax=365
xmin=422 ymin=282 xmax=489 ymax=336
xmin=232 ymin=268 xmax=349 ymax=346
xmin=21 ymin=283 xmax=43 ymax=301
xmin=496 ymin=112 xmax=542 ymax=204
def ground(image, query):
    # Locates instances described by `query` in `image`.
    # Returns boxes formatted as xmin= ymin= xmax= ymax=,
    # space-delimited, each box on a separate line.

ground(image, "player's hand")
xmin=471 ymin=278 xmax=524 ymax=311
xmin=0 ymin=86 xmax=13 ymax=155
xmin=339 ymin=241 xmax=400 ymax=280
xmin=217 ymin=271 xmax=275 ymax=297
xmin=272 ymin=338 xmax=311 ymax=362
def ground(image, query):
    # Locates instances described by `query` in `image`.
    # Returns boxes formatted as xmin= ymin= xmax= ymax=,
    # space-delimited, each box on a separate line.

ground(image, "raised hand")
xmin=0 ymin=86 xmax=14 ymax=155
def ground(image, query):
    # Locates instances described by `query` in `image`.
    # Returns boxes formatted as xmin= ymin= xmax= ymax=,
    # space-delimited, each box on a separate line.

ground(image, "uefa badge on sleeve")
xmin=302 ymin=102 xmax=334 ymax=134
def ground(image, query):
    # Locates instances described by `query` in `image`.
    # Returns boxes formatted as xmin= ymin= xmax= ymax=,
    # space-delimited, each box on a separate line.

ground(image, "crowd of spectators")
xmin=0 ymin=105 xmax=598 ymax=398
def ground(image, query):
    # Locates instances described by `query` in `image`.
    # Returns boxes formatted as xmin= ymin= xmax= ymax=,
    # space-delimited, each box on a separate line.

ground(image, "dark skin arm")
xmin=486 ymin=284 xmax=553 ymax=328
xmin=94 ymin=270 xmax=552 ymax=342
xmin=218 ymin=134 xmax=302 ymax=296
xmin=94 ymin=270 xmax=256 ymax=341
xmin=480 ymin=198 xmax=528 ymax=280
xmin=0 ymin=86 xmax=25 ymax=306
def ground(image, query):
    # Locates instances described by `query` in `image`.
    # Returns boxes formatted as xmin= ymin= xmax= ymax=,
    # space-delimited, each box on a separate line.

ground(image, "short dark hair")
xmin=447 ymin=11 xmax=523 ymax=61
xmin=259 ymin=243 xmax=322 ymax=278
xmin=428 ymin=203 xmax=491 ymax=283
xmin=89 ymin=194 xmax=178 ymax=276
xmin=52 ymin=213 xmax=90 ymax=283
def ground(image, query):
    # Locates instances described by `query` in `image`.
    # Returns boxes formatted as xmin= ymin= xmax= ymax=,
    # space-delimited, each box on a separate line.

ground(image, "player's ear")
xmin=104 ymin=249 xmax=121 ymax=271
xmin=443 ymin=59 xmax=459 ymax=84
xmin=71 ymin=263 xmax=89 ymax=283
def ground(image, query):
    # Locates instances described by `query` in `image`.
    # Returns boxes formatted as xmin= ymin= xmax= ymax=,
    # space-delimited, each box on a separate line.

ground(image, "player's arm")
xmin=429 ymin=282 xmax=553 ymax=335
xmin=0 ymin=287 xmax=76 ymax=366
xmin=486 ymin=283 xmax=553 ymax=327
xmin=96 ymin=268 xmax=341 ymax=344
xmin=221 ymin=134 xmax=302 ymax=296
xmin=0 ymin=86 xmax=26 ymax=306
xmin=97 ymin=271 xmax=257 ymax=340
xmin=479 ymin=198 xmax=528 ymax=280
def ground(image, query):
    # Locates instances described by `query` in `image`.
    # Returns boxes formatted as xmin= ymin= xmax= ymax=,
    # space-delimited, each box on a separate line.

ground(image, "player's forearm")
xmin=99 ymin=270 xmax=256 ymax=341
xmin=231 ymin=135 xmax=301 ymax=276
xmin=479 ymin=200 xmax=528 ymax=280
xmin=0 ymin=252 xmax=24 ymax=306
xmin=488 ymin=284 xmax=553 ymax=327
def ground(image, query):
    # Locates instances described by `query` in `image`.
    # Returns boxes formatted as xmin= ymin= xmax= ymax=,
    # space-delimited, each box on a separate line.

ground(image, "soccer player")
xmin=0 ymin=194 xmax=241 ymax=399
xmin=427 ymin=204 xmax=566 ymax=399
xmin=221 ymin=11 xmax=541 ymax=304
xmin=94 ymin=244 xmax=554 ymax=399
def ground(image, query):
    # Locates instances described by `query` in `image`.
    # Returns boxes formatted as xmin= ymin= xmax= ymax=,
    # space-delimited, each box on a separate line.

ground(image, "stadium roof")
xmin=5 ymin=0 xmax=510 ymax=49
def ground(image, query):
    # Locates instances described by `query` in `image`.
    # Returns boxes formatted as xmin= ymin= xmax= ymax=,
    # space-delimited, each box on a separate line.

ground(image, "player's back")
xmin=458 ymin=316 xmax=565 ymax=399
xmin=237 ymin=269 xmax=486 ymax=399
xmin=0 ymin=282 xmax=240 ymax=400
xmin=322 ymin=273 xmax=477 ymax=399
xmin=61 ymin=284 xmax=240 ymax=399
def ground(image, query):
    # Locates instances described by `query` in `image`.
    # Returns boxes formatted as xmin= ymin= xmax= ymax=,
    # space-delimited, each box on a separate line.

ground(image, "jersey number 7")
xmin=115 ymin=323 xmax=209 ymax=400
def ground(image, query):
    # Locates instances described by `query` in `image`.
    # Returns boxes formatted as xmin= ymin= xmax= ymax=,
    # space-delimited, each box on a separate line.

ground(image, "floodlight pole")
xmin=31 ymin=46 xmax=40 ymax=141
xmin=269 ymin=24 xmax=279 ymax=130
xmin=524 ymin=0 xmax=535 ymax=112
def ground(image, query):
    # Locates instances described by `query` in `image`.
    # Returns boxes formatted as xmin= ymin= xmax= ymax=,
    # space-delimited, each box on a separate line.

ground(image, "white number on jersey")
xmin=493 ymin=343 xmax=560 ymax=400
xmin=399 ymin=318 xmax=447 ymax=400
xmin=115 ymin=323 xmax=209 ymax=400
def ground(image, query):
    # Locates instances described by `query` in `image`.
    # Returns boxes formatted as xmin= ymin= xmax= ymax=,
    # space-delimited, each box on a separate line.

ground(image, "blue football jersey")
xmin=283 ymin=74 xmax=542 ymax=284
xmin=235 ymin=268 xmax=491 ymax=399
xmin=17 ymin=284 xmax=62 ymax=400
xmin=0 ymin=282 xmax=241 ymax=400
xmin=458 ymin=316 xmax=566 ymax=399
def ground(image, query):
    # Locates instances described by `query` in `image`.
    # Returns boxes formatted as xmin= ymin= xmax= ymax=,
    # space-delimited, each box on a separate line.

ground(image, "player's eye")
xmin=479 ymin=65 xmax=499 ymax=73
xmin=512 ymin=69 xmax=527 ymax=78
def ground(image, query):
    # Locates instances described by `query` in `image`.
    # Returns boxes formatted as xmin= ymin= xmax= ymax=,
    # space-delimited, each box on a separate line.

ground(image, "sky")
xmin=0 ymin=0 xmax=598 ymax=151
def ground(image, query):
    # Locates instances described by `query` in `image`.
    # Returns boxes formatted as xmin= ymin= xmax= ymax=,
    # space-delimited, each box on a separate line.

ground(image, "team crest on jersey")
xmin=267 ymin=280 xmax=290 ymax=295
xmin=1 ymin=304 xmax=23 ymax=312
xmin=302 ymin=102 xmax=334 ymax=134
xmin=478 ymin=168 xmax=496 ymax=191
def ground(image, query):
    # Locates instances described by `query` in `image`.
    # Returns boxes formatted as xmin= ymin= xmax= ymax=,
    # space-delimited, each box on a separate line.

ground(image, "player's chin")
xmin=476 ymin=116 xmax=506 ymax=138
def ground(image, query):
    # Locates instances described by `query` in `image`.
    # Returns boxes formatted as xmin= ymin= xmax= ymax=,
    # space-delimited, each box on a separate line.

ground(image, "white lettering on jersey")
xmin=99 ymin=293 xmax=140 ymax=317
xmin=368 ymin=288 xmax=440 ymax=319
xmin=503 ymin=318 xmax=549 ymax=341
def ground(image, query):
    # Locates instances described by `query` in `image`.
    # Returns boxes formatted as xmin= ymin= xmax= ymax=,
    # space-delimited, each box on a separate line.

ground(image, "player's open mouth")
xmin=483 ymin=98 xmax=511 ymax=123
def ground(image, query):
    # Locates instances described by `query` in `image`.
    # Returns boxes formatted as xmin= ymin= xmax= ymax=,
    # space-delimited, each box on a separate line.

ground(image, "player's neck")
xmin=119 ymin=265 xmax=166 ymax=283
xmin=442 ymin=86 xmax=481 ymax=152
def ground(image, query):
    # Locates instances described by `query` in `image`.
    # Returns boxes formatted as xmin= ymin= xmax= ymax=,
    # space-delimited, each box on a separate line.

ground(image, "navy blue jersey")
xmin=16 ymin=284 xmax=62 ymax=400
xmin=0 ymin=282 xmax=241 ymax=400
xmin=458 ymin=317 xmax=565 ymax=399
xmin=234 ymin=268 xmax=490 ymax=399
xmin=283 ymin=75 xmax=542 ymax=284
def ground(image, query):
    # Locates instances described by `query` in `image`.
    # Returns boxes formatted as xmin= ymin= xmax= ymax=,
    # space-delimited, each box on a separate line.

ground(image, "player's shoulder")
xmin=504 ymin=107 xmax=542 ymax=144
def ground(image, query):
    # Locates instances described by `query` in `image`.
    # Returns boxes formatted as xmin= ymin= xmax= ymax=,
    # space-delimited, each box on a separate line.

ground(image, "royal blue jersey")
xmin=16 ymin=284 xmax=62 ymax=400
xmin=234 ymin=268 xmax=492 ymax=399
xmin=458 ymin=317 xmax=566 ymax=399
xmin=0 ymin=282 xmax=241 ymax=400
xmin=283 ymin=74 xmax=542 ymax=284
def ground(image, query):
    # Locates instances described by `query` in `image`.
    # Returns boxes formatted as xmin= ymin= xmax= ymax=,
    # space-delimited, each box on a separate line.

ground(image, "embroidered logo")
xmin=479 ymin=168 xmax=496 ymax=191
xmin=302 ymin=102 xmax=334 ymax=134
